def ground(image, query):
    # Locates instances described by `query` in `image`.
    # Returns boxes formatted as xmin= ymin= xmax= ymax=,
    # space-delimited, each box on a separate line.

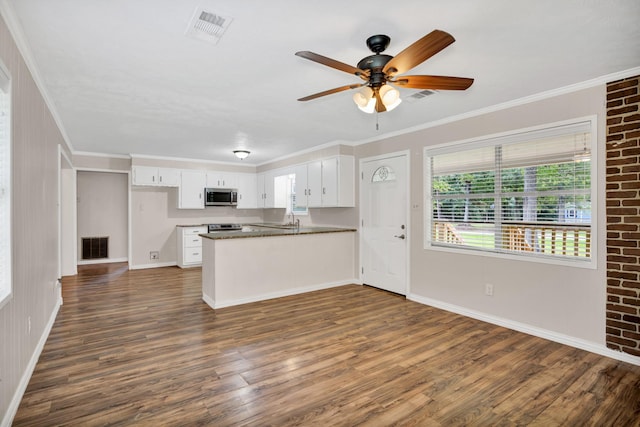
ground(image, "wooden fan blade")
xmin=383 ymin=30 xmax=455 ymax=75
xmin=295 ymin=51 xmax=369 ymax=78
xmin=297 ymin=83 xmax=364 ymax=102
xmin=392 ymin=75 xmax=474 ymax=90
xmin=374 ymin=89 xmax=386 ymax=113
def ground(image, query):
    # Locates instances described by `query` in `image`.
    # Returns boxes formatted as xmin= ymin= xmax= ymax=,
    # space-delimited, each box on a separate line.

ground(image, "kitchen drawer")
xmin=184 ymin=248 xmax=202 ymax=264
xmin=184 ymin=227 xmax=207 ymax=235
xmin=183 ymin=235 xmax=202 ymax=248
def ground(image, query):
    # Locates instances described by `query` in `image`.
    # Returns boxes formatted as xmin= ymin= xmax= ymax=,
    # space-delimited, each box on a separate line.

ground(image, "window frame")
xmin=423 ymin=116 xmax=597 ymax=269
xmin=0 ymin=60 xmax=12 ymax=309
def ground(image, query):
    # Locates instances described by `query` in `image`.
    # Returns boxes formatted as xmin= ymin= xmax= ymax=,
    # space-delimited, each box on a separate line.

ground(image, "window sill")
xmin=424 ymin=241 xmax=597 ymax=270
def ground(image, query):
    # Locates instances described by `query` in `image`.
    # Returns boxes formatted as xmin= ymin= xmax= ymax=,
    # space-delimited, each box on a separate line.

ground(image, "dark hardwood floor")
xmin=13 ymin=263 xmax=640 ymax=426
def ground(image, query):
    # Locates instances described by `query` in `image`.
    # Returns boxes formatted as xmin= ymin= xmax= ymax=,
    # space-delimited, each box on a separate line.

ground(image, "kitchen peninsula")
xmin=201 ymin=225 xmax=357 ymax=309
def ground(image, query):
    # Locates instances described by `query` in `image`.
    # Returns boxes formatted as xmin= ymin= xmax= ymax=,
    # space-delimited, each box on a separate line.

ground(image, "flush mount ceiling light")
xmin=233 ymin=150 xmax=250 ymax=160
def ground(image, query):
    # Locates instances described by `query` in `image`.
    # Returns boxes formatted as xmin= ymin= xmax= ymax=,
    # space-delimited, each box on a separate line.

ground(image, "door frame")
xmin=58 ymin=145 xmax=77 ymax=279
xmin=359 ymin=150 xmax=411 ymax=294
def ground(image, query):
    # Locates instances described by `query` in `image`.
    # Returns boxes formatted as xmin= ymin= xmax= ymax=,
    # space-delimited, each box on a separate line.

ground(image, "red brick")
xmin=621 ymin=232 xmax=640 ymax=239
xmin=608 ymin=156 xmax=638 ymax=166
xmin=608 ymin=79 xmax=639 ymax=92
xmin=608 ymin=278 xmax=621 ymax=286
xmin=607 ymin=88 xmax=638 ymax=101
xmin=607 ymin=105 xmax=638 ymax=116
xmin=627 ymin=131 xmax=640 ymax=139
xmin=621 ymin=165 xmax=640 ymax=173
xmin=622 ymin=248 xmax=640 ymax=256
xmin=621 ymin=182 xmax=640 ymax=190
xmin=624 ymin=113 xmax=640 ymax=123
xmin=607 ymin=311 xmax=622 ymax=320
xmin=621 ymin=280 xmax=640 ymax=289
xmin=608 ymin=286 xmax=637 ymax=297
xmin=606 ymin=319 xmax=637 ymax=330
xmin=607 ymin=255 xmax=637 ymax=263
xmin=607 ymin=335 xmax=638 ymax=347
xmin=608 ymin=304 xmax=638 ymax=314
xmin=608 ymin=99 xmax=624 ymax=108
xmin=608 ymin=295 xmax=621 ymax=303
xmin=607 ymin=166 xmax=621 ymax=174
xmin=609 ymin=271 xmax=638 ymax=280
xmin=621 ymin=347 xmax=640 ymax=356
xmin=627 ymin=95 xmax=640 ymax=105
xmin=608 ymin=224 xmax=638 ymax=231
xmin=622 ymin=265 xmax=640 ymax=273
xmin=622 ymin=299 xmax=640 ymax=308
xmin=607 ymin=190 xmax=638 ymax=198
xmin=606 ymin=207 xmax=637 ymax=215
xmin=606 ymin=342 xmax=621 ymax=351
xmin=608 ymin=173 xmax=639 ymax=182
xmin=622 ymin=330 xmax=640 ymax=340
xmin=608 ymin=117 xmax=624 ymax=126
xmin=607 ymin=327 xmax=622 ymax=336
xmin=624 ymin=216 xmax=640 ymax=224
xmin=606 ymin=146 xmax=622 ymax=154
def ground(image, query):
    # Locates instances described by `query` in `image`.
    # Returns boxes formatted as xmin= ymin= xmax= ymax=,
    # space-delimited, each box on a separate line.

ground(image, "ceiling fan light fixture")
xmin=352 ymin=86 xmax=373 ymax=107
xmin=233 ymin=149 xmax=250 ymax=160
xmin=379 ymin=84 xmax=402 ymax=111
xmin=353 ymin=87 xmax=376 ymax=113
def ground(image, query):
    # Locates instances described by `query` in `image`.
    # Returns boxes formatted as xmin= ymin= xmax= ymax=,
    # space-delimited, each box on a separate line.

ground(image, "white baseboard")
xmin=2 ymin=297 xmax=62 ymax=427
xmin=129 ymin=261 xmax=177 ymax=270
xmin=77 ymin=257 xmax=128 ymax=265
xmin=212 ymin=279 xmax=358 ymax=309
xmin=408 ymin=293 xmax=640 ymax=367
xmin=202 ymin=293 xmax=215 ymax=310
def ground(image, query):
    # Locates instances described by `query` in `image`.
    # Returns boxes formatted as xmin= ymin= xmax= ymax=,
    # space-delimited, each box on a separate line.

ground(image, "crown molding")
xmin=353 ymin=66 xmax=640 ymax=147
xmin=0 ymin=0 xmax=75 ymax=153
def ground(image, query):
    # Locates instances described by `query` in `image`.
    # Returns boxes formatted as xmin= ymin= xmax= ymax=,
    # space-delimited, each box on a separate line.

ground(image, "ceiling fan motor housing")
xmin=357 ymin=54 xmax=392 ymax=87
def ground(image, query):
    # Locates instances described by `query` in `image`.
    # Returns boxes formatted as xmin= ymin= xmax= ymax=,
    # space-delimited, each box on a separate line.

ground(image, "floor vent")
xmin=185 ymin=8 xmax=233 ymax=45
xmin=82 ymin=237 xmax=108 ymax=260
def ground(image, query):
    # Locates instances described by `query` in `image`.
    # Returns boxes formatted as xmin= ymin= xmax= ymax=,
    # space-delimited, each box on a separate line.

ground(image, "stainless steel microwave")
xmin=205 ymin=188 xmax=238 ymax=206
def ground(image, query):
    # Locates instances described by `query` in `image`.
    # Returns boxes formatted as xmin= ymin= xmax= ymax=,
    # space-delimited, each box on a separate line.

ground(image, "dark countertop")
xmin=200 ymin=224 xmax=356 ymax=240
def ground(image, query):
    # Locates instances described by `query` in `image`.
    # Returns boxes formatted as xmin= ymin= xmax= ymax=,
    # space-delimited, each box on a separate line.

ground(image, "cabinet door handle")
xmin=323 ymin=187 xmax=326 ymax=195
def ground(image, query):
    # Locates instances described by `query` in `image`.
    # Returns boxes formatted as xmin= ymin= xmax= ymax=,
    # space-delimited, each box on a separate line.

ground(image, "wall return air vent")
xmin=185 ymin=8 xmax=233 ymax=44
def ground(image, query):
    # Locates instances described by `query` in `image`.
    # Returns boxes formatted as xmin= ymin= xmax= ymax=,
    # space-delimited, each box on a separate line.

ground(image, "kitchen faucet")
xmin=288 ymin=212 xmax=300 ymax=230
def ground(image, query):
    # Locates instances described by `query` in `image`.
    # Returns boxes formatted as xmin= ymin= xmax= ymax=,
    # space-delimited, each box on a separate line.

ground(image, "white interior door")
xmin=361 ymin=153 xmax=408 ymax=295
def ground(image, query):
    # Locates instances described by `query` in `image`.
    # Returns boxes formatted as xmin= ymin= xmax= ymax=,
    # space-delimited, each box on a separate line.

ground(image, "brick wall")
xmin=606 ymin=75 xmax=640 ymax=357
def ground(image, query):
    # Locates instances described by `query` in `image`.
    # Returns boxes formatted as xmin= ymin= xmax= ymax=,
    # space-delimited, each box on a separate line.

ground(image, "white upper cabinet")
xmin=132 ymin=166 xmax=179 ymax=187
xmin=293 ymin=164 xmax=309 ymax=208
xmin=206 ymin=171 xmax=238 ymax=189
xmin=236 ymin=173 xmax=257 ymax=209
xmin=296 ymin=155 xmax=354 ymax=208
xmin=178 ymin=170 xmax=206 ymax=209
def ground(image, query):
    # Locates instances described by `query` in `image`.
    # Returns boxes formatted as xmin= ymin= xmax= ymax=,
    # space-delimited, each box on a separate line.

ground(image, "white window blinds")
xmin=426 ymin=120 xmax=593 ymax=262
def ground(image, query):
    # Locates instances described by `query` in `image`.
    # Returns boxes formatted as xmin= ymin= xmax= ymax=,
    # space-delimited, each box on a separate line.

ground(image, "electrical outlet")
xmin=485 ymin=283 xmax=494 ymax=296
xmin=150 ymin=251 xmax=159 ymax=260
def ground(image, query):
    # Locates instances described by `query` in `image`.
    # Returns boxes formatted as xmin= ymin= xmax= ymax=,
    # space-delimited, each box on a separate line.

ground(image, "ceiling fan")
xmin=295 ymin=30 xmax=474 ymax=113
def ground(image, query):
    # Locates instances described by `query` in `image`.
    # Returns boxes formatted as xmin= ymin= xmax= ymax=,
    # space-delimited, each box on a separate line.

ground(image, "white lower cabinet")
xmin=177 ymin=226 xmax=207 ymax=268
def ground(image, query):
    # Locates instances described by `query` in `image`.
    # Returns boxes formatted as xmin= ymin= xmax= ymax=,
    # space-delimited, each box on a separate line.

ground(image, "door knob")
xmin=394 ymin=234 xmax=406 ymax=240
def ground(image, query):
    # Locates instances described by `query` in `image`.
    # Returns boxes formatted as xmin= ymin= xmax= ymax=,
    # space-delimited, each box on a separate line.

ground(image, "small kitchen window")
xmin=0 ymin=61 xmax=12 ymax=308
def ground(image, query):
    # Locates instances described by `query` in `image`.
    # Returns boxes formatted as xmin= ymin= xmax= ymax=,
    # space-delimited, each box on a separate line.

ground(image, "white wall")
xmin=60 ymin=160 xmax=75 ymax=276
xmin=77 ymin=171 xmax=128 ymax=262
xmin=0 ymin=11 xmax=66 ymax=425
xmin=130 ymin=186 xmax=264 ymax=267
xmin=355 ymin=86 xmax=608 ymax=349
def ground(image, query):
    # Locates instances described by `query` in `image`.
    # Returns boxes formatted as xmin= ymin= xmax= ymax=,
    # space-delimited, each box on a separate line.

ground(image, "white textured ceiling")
xmin=4 ymin=0 xmax=640 ymax=165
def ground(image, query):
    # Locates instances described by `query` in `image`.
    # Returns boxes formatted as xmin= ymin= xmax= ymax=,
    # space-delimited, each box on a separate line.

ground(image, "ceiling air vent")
xmin=404 ymin=89 xmax=437 ymax=103
xmin=185 ymin=8 xmax=233 ymax=44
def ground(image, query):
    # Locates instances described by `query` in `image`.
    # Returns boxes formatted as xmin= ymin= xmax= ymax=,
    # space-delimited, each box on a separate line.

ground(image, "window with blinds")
xmin=425 ymin=119 xmax=594 ymax=263
xmin=0 ymin=63 xmax=11 ymax=307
